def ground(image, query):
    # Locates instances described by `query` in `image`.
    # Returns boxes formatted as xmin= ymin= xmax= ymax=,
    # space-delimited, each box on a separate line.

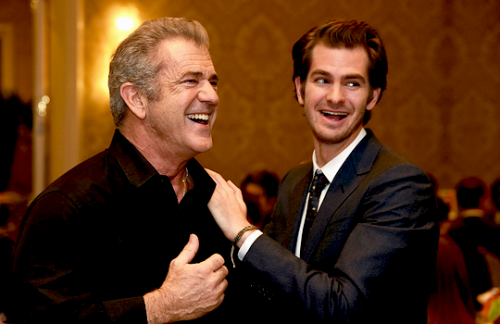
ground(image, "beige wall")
xmin=3 ymin=0 xmax=500 ymax=192
xmin=80 ymin=0 xmax=500 ymax=190
xmin=0 ymin=0 xmax=32 ymax=103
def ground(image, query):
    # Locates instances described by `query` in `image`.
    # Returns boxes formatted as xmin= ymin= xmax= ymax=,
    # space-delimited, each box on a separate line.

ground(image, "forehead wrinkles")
xmin=157 ymin=57 xmax=215 ymax=98
xmin=152 ymin=40 xmax=212 ymax=93
xmin=176 ymin=55 xmax=215 ymax=75
xmin=156 ymin=39 xmax=214 ymax=77
xmin=160 ymin=54 xmax=215 ymax=90
xmin=162 ymin=55 xmax=215 ymax=86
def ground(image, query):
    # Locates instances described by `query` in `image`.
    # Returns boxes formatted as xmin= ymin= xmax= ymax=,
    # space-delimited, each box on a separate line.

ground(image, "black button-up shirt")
xmin=12 ymin=130 xmax=233 ymax=323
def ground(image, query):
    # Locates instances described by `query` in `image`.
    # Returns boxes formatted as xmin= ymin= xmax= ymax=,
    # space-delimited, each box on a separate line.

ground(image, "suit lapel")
xmin=302 ymin=130 xmax=383 ymax=261
xmin=283 ymin=164 xmax=313 ymax=252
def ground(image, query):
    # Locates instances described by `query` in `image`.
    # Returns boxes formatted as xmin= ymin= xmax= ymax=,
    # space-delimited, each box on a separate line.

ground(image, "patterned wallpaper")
xmin=81 ymin=0 xmax=500 ymax=190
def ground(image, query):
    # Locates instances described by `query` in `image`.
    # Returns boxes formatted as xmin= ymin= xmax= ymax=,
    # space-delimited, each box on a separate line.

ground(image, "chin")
xmin=315 ymin=131 xmax=350 ymax=145
xmin=192 ymin=139 xmax=213 ymax=154
xmin=198 ymin=146 xmax=212 ymax=154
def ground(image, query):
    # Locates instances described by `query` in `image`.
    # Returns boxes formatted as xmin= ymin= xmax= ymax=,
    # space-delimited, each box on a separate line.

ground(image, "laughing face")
xmin=145 ymin=37 xmax=219 ymax=158
xmin=295 ymin=43 xmax=381 ymax=158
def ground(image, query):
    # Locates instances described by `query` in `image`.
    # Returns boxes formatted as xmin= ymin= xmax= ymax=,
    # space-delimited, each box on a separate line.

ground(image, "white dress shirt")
xmin=239 ymin=128 xmax=367 ymax=260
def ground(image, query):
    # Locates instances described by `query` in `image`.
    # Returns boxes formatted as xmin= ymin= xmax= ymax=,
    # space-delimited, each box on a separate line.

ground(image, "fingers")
xmin=193 ymin=253 xmax=228 ymax=312
xmin=206 ymin=169 xmax=244 ymax=203
xmin=212 ymin=280 xmax=228 ymax=308
xmin=206 ymin=171 xmax=223 ymax=195
xmin=205 ymin=169 xmax=250 ymax=240
xmin=200 ymin=253 xmax=228 ymax=289
xmin=174 ymin=234 xmax=199 ymax=265
xmin=154 ymin=244 xmax=229 ymax=322
xmin=202 ymin=253 xmax=226 ymax=273
xmin=206 ymin=169 xmax=234 ymax=192
xmin=210 ymin=257 xmax=229 ymax=297
xmin=205 ymin=168 xmax=221 ymax=182
xmin=227 ymin=180 xmax=244 ymax=200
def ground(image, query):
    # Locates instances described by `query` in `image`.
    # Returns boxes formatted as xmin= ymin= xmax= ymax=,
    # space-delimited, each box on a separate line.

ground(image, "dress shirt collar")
xmin=312 ymin=128 xmax=367 ymax=183
xmin=108 ymin=129 xmax=215 ymax=202
xmin=108 ymin=129 xmax=157 ymax=188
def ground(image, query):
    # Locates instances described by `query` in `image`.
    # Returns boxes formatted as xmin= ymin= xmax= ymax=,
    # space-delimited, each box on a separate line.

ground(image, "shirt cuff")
xmin=237 ymin=230 xmax=263 ymax=261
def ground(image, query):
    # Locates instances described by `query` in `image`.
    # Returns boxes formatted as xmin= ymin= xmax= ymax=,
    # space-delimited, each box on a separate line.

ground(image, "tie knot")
xmin=310 ymin=171 xmax=329 ymax=195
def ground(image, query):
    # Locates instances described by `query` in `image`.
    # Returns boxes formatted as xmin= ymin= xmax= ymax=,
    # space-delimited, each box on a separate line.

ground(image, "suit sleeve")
xmin=242 ymin=163 xmax=438 ymax=323
xmin=12 ymin=191 xmax=146 ymax=324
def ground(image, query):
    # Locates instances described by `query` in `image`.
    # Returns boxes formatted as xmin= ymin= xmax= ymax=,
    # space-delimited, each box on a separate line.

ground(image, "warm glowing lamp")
xmin=115 ymin=17 xmax=135 ymax=31
xmin=92 ymin=5 xmax=142 ymax=102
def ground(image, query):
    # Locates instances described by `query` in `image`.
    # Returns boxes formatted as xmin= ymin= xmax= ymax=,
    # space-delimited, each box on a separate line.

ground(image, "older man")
xmin=12 ymin=17 xmax=229 ymax=324
xmin=208 ymin=19 xmax=439 ymax=323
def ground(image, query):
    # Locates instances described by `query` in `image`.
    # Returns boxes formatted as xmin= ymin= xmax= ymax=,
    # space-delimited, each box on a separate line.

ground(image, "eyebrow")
xmin=180 ymin=71 xmax=219 ymax=84
xmin=310 ymin=69 xmax=366 ymax=81
xmin=310 ymin=69 xmax=331 ymax=77
xmin=181 ymin=71 xmax=203 ymax=79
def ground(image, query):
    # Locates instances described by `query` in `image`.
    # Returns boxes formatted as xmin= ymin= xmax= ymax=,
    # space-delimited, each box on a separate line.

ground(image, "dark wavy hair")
xmin=292 ymin=20 xmax=388 ymax=124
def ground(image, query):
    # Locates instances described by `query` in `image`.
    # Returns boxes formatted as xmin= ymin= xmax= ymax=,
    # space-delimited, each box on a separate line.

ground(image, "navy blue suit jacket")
xmin=240 ymin=130 xmax=439 ymax=323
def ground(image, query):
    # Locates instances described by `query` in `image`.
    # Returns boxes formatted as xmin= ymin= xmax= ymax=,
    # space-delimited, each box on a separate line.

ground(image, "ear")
xmin=294 ymin=77 xmax=304 ymax=105
xmin=120 ymin=82 xmax=147 ymax=120
xmin=366 ymin=88 xmax=381 ymax=111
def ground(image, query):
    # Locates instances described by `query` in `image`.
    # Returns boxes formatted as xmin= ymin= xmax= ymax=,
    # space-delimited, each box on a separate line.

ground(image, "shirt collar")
xmin=312 ymin=128 xmax=367 ymax=183
xmin=108 ymin=129 xmax=157 ymax=187
xmin=108 ymin=129 xmax=215 ymax=201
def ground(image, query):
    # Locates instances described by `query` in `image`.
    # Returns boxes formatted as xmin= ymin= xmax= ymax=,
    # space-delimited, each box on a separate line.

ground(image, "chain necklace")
xmin=182 ymin=167 xmax=189 ymax=197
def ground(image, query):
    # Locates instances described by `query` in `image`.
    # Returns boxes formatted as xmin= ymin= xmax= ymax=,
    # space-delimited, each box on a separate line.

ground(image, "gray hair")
xmin=108 ymin=17 xmax=210 ymax=126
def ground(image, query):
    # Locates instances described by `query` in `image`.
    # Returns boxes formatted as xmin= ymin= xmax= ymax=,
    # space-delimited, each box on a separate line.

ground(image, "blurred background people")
xmin=0 ymin=95 xmax=32 ymax=323
xmin=428 ymin=173 xmax=451 ymax=234
xmin=477 ymin=288 xmax=500 ymax=324
xmin=427 ymin=235 xmax=476 ymax=324
xmin=0 ymin=236 xmax=15 ymax=324
xmin=0 ymin=95 xmax=32 ymax=230
xmin=448 ymin=177 xmax=498 ymax=310
xmin=491 ymin=178 xmax=500 ymax=226
xmin=240 ymin=170 xmax=280 ymax=229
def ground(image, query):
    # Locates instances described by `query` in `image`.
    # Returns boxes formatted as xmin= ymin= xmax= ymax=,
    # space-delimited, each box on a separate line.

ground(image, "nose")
xmin=326 ymin=84 xmax=345 ymax=105
xmin=198 ymin=81 xmax=219 ymax=106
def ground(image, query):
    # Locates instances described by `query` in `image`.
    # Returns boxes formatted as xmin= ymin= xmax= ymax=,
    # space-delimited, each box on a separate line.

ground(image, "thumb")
xmin=175 ymin=234 xmax=199 ymax=265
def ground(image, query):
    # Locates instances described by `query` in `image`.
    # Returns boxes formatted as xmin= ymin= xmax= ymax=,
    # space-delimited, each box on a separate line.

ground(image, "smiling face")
xmin=295 ymin=43 xmax=381 ymax=160
xmin=145 ymin=37 xmax=219 ymax=158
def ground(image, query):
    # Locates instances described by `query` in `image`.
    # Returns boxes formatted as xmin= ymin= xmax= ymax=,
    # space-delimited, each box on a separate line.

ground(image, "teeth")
xmin=322 ymin=111 xmax=347 ymax=116
xmin=187 ymin=114 xmax=209 ymax=121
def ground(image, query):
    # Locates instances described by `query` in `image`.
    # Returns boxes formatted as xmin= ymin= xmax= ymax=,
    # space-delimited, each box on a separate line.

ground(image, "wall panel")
xmin=81 ymin=0 xmax=500 ymax=190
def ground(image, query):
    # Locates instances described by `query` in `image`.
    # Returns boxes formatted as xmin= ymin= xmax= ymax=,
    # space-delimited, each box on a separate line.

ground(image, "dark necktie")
xmin=301 ymin=170 xmax=329 ymax=256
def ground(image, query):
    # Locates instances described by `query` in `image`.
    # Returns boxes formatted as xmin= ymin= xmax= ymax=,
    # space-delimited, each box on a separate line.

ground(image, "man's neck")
xmin=119 ymin=125 xmax=192 ymax=202
xmin=119 ymin=122 xmax=191 ymax=177
xmin=314 ymin=128 xmax=366 ymax=168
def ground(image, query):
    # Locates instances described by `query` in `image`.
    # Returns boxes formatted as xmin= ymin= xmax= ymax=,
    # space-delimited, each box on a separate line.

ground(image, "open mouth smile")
xmin=321 ymin=111 xmax=348 ymax=121
xmin=187 ymin=113 xmax=210 ymax=125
